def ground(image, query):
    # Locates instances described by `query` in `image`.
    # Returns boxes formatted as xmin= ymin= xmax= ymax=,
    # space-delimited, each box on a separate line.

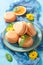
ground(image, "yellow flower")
xmin=6 ymin=27 xmax=14 ymax=32
xmin=29 ymin=51 xmax=38 ymax=60
xmin=26 ymin=14 xmax=34 ymax=21
xmin=6 ymin=23 xmax=14 ymax=32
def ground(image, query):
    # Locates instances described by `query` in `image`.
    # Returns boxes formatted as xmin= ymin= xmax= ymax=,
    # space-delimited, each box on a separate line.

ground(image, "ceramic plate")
xmin=2 ymin=23 xmax=42 ymax=52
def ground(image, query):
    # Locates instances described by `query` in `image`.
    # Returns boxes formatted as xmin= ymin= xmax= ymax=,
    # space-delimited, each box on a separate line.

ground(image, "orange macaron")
xmin=4 ymin=12 xmax=16 ymax=23
xmin=13 ymin=21 xmax=26 ymax=36
xmin=5 ymin=31 xmax=19 ymax=43
xmin=27 ymin=23 xmax=36 ymax=36
xmin=18 ymin=37 xmax=33 ymax=48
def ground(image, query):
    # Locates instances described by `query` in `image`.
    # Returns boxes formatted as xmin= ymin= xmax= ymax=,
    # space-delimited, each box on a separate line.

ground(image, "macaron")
xmin=13 ymin=21 xmax=26 ymax=36
xmin=4 ymin=12 xmax=16 ymax=23
xmin=18 ymin=36 xmax=33 ymax=48
xmin=5 ymin=31 xmax=19 ymax=44
xmin=27 ymin=23 xmax=36 ymax=36
xmin=23 ymin=22 xmax=28 ymax=34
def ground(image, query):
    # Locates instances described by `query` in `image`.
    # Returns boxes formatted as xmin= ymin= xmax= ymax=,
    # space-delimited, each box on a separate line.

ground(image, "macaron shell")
xmin=18 ymin=37 xmax=21 ymax=43
xmin=4 ymin=12 xmax=16 ymax=22
xmin=5 ymin=31 xmax=19 ymax=43
xmin=20 ymin=22 xmax=26 ymax=35
xmin=27 ymin=23 xmax=36 ymax=36
xmin=22 ymin=37 xmax=33 ymax=48
xmin=23 ymin=22 xmax=29 ymax=34
xmin=13 ymin=22 xmax=26 ymax=36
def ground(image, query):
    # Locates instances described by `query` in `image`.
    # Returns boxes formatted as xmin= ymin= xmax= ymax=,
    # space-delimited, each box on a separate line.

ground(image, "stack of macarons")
xmin=5 ymin=21 xmax=36 ymax=48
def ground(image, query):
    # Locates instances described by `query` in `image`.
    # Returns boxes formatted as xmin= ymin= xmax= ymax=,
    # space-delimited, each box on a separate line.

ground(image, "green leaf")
xmin=19 ymin=34 xmax=29 ymax=46
xmin=21 ymin=34 xmax=28 ymax=39
xmin=8 ymin=23 xmax=13 ymax=27
xmin=13 ymin=7 xmax=20 ymax=12
xmin=5 ymin=53 xmax=13 ymax=62
xmin=19 ymin=39 xmax=25 ymax=46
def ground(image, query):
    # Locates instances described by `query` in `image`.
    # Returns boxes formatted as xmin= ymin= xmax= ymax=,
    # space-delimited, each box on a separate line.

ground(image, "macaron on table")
xmin=4 ymin=12 xmax=16 ymax=22
xmin=0 ymin=0 xmax=43 ymax=65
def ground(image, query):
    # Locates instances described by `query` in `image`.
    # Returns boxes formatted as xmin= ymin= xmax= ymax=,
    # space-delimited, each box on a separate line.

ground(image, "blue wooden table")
xmin=0 ymin=0 xmax=43 ymax=65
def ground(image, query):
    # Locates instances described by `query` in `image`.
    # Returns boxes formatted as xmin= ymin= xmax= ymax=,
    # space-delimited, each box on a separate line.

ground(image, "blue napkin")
xmin=0 ymin=0 xmax=43 ymax=65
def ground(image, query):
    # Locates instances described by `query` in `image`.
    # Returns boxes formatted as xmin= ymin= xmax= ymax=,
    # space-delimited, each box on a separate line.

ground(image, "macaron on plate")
xmin=2 ymin=22 xmax=42 ymax=52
